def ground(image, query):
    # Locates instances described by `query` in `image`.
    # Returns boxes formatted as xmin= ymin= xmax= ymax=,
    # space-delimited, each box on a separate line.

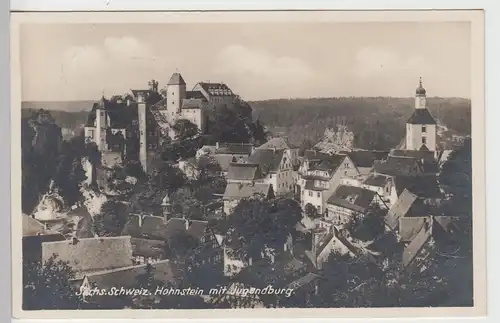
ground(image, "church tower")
xmin=95 ymin=96 xmax=108 ymax=151
xmin=166 ymin=72 xmax=186 ymax=117
xmin=405 ymin=78 xmax=437 ymax=152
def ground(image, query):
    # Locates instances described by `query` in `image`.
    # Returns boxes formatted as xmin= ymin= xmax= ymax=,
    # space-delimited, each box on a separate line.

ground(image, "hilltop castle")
xmin=83 ymin=72 xmax=239 ymax=172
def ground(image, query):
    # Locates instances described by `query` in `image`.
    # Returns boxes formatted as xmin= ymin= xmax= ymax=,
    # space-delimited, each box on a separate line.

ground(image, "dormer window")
xmin=422 ymin=126 xmax=426 ymax=133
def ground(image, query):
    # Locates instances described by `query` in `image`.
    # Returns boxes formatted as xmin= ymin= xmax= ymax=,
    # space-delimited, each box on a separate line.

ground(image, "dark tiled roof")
xmin=348 ymin=150 xmax=390 ymax=168
xmin=363 ymin=174 xmax=390 ymax=187
xmin=82 ymin=259 xmax=183 ymax=290
xmin=373 ymin=156 xmax=421 ymax=177
xmin=223 ymin=182 xmax=272 ymax=200
xmin=215 ymin=143 xmax=254 ymax=155
xmin=197 ymin=82 xmax=233 ymax=97
xmin=390 ymin=149 xmax=435 ymax=163
xmin=247 ymin=149 xmax=285 ymax=174
xmin=212 ymin=154 xmax=237 ymax=172
xmin=85 ymin=99 xmax=138 ymax=129
xmin=130 ymin=238 xmax=166 ymax=259
xmin=309 ymin=154 xmax=346 ymax=172
xmin=181 ymin=98 xmax=204 ymax=109
xmin=402 ymin=223 xmax=432 ymax=268
xmin=327 ymin=185 xmax=377 ymax=213
xmin=167 ymin=73 xmax=186 ymax=85
xmin=392 ymin=175 xmax=442 ymax=198
xmin=42 ymin=236 xmax=134 ymax=275
xmin=385 ymin=189 xmax=419 ymax=230
xmin=185 ymin=90 xmax=206 ymax=100
xmin=399 ymin=216 xmax=429 ymax=242
xmin=303 ymin=149 xmax=333 ymax=161
xmin=23 ymin=216 xmax=49 ymax=237
xmin=407 ymin=109 xmax=437 ymax=125
xmin=226 ymin=163 xmax=262 ymax=181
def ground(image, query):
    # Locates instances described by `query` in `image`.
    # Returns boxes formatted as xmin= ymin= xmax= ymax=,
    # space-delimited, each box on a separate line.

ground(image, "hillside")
xmin=21 ymin=97 xmax=471 ymax=149
xmin=249 ymin=97 xmax=471 ymax=150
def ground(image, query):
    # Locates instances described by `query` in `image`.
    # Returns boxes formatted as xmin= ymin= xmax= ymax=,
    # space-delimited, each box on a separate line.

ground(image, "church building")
xmin=405 ymin=78 xmax=437 ymax=152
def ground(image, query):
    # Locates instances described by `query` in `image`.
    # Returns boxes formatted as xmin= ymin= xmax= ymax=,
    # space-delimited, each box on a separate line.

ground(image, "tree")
xmin=207 ymin=105 xmax=252 ymax=144
xmin=173 ymin=119 xmax=200 ymax=141
xmin=92 ymin=200 xmax=129 ymax=236
xmin=150 ymin=163 xmax=187 ymax=195
xmin=227 ymin=195 xmax=301 ymax=259
xmin=439 ymin=138 xmax=472 ymax=218
xmin=23 ymin=255 xmax=83 ymax=310
xmin=21 ymin=110 xmax=63 ymax=213
xmin=304 ymin=203 xmax=320 ymax=219
xmin=347 ymin=205 xmax=386 ymax=242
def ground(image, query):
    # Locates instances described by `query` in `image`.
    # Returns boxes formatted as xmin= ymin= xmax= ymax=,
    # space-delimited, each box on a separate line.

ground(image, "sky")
xmin=19 ymin=22 xmax=471 ymax=101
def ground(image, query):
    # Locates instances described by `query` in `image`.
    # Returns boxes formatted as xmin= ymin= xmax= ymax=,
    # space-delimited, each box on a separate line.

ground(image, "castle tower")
xmin=166 ymin=72 xmax=186 ymax=117
xmin=406 ymin=78 xmax=437 ymax=152
xmin=95 ymin=96 xmax=108 ymax=151
xmin=137 ymin=92 xmax=148 ymax=173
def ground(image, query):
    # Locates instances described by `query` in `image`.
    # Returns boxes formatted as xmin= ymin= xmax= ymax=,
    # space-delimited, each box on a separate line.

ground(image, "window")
xmin=88 ymin=130 xmax=94 ymax=138
xmin=172 ymin=92 xmax=175 ymax=95
xmin=317 ymin=192 xmax=320 ymax=198
xmin=309 ymin=191 xmax=313 ymax=197
xmin=422 ymin=126 xmax=426 ymax=133
xmin=172 ymin=101 xmax=175 ymax=105
xmin=100 ymin=111 xmax=104 ymax=117
xmin=422 ymin=137 xmax=427 ymax=144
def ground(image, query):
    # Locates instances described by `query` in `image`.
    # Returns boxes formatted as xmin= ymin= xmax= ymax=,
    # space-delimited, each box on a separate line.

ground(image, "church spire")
xmin=416 ymin=77 xmax=426 ymax=96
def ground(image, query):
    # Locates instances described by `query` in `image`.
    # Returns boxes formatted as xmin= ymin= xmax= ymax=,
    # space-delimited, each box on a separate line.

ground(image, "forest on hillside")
xmin=250 ymin=97 xmax=471 ymax=150
xmin=22 ymin=96 xmax=471 ymax=151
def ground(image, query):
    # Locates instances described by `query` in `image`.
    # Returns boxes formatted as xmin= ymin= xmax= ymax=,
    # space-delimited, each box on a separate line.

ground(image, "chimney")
xmin=138 ymin=214 xmax=143 ymax=227
xmin=248 ymin=257 xmax=253 ymax=266
xmin=216 ymin=142 xmax=220 ymax=150
xmin=185 ymin=219 xmax=190 ymax=230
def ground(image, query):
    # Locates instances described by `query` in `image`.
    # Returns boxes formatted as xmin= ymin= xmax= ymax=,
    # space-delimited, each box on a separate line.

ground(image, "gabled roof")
xmin=257 ymin=137 xmax=296 ymax=150
xmin=226 ymin=163 xmax=262 ymax=181
xmin=122 ymin=215 xmax=209 ymax=242
xmin=373 ymin=156 xmax=421 ymax=177
xmin=402 ymin=221 xmax=432 ymax=268
xmin=181 ymin=98 xmax=204 ymax=109
xmin=385 ymin=189 xmax=420 ymax=230
xmin=327 ymin=185 xmax=377 ymax=213
xmin=185 ymin=90 xmax=205 ymax=100
xmin=247 ymin=148 xmax=285 ymax=174
xmin=196 ymin=82 xmax=233 ymax=97
xmin=23 ymin=215 xmax=48 ymax=237
xmin=223 ymin=182 xmax=272 ymax=200
xmin=85 ymin=99 xmax=138 ymax=129
xmin=363 ymin=174 xmax=391 ymax=188
xmin=407 ymin=109 xmax=437 ymax=125
xmin=167 ymin=73 xmax=186 ymax=85
xmin=303 ymin=149 xmax=333 ymax=161
xmin=42 ymin=236 xmax=134 ymax=276
xmin=130 ymin=237 xmax=166 ymax=259
xmin=309 ymin=154 xmax=346 ymax=172
xmin=212 ymin=154 xmax=237 ymax=172
xmin=347 ymin=150 xmax=390 ymax=168
xmin=392 ymin=175 xmax=442 ymax=198
xmin=216 ymin=143 xmax=254 ymax=155
xmin=399 ymin=216 xmax=430 ymax=242
xmin=81 ymin=259 xmax=183 ymax=290
xmin=390 ymin=149 xmax=435 ymax=163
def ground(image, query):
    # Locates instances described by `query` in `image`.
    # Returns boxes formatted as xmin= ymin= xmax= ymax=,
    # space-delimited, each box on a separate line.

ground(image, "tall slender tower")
xmin=95 ymin=96 xmax=107 ymax=151
xmin=405 ymin=78 xmax=437 ymax=152
xmin=137 ymin=92 xmax=148 ymax=173
xmin=166 ymin=72 xmax=186 ymax=117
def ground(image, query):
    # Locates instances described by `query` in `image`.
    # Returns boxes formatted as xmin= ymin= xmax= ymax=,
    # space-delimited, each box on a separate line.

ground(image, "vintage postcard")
xmin=11 ymin=10 xmax=486 ymax=319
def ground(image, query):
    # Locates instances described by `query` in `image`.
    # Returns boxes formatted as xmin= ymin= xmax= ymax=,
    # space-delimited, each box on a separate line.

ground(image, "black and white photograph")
xmin=11 ymin=10 xmax=485 ymax=318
